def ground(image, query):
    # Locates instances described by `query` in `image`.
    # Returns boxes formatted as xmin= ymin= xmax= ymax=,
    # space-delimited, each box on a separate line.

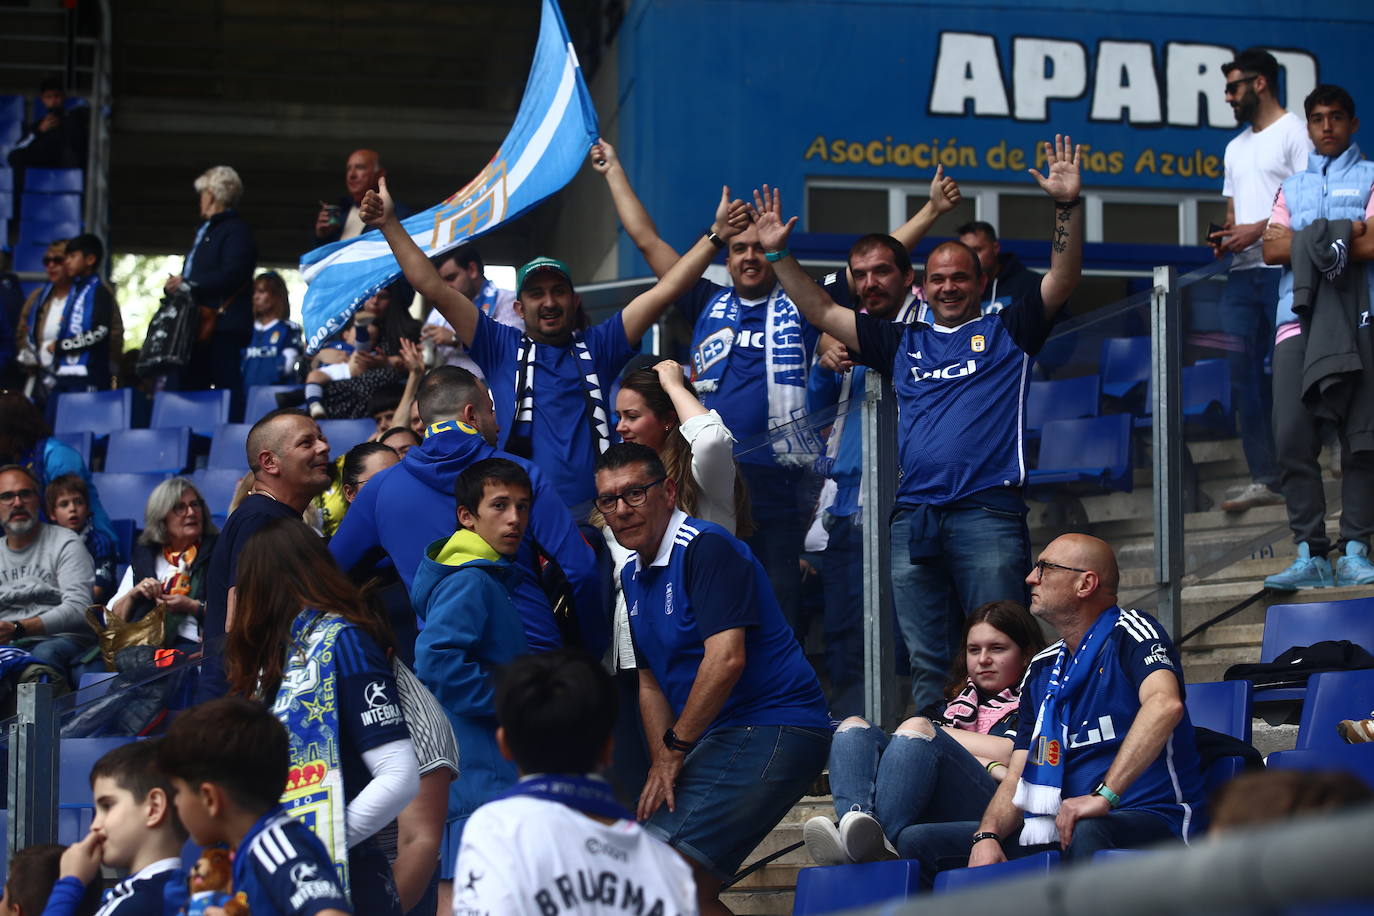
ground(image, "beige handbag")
xmin=86 ymin=604 xmax=167 ymax=671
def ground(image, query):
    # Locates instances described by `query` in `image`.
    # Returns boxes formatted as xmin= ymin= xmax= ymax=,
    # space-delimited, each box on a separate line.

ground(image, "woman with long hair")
xmin=804 ymin=600 xmax=1046 ymax=865
xmin=228 ymin=517 xmax=418 ymax=916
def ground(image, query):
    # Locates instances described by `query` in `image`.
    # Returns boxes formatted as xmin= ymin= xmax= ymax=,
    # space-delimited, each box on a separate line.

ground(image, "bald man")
xmin=898 ymin=535 xmax=1206 ymax=884
xmin=315 ymin=148 xmax=408 ymax=244
xmin=198 ymin=409 xmax=333 ymax=701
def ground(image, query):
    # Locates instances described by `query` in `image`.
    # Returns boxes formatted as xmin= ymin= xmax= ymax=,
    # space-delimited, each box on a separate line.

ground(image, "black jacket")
xmin=125 ymin=532 xmax=218 ymax=624
xmin=185 ymin=210 xmax=257 ymax=337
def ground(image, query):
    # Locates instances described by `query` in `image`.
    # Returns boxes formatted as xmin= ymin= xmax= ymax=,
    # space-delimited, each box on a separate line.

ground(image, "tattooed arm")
xmin=1029 ymin=134 xmax=1085 ymax=320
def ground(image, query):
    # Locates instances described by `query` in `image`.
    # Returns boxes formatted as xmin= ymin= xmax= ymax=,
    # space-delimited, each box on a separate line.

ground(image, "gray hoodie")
xmin=0 ymin=523 xmax=94 ymax=635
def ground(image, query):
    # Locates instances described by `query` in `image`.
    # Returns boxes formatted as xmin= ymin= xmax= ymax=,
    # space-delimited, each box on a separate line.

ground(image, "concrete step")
xmin=718 ymin=890 xmax=795 ymax=915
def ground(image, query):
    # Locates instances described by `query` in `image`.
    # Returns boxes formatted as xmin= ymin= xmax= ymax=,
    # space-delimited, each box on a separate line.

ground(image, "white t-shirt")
xmin=452 ymin=796 xmax=697 ymax=916
xmin=38 ymin=292 xmax=67 ymax=369
xmin=1222 ymin=111 xmax=1312 ymax=269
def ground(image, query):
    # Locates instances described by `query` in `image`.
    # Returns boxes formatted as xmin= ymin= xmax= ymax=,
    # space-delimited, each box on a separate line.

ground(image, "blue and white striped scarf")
xmin=507 ymin=334 xmax=609 ymax=460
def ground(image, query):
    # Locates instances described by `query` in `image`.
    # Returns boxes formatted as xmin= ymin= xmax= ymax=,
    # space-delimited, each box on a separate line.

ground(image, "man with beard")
xmin=751 ymin=134 xmax=1085 ymax=715
xmin=362 ymin=175 xmax=749 ymax=515
xmin=590 ymin=138 xmax=962 ymax=637
xmin=197 ymin=409 xmax=333 ymax=702
xmin=0 ymin=464 xmax=95 ymax=682
xmin=1211 ymin=48 xmax=1312 ymax=513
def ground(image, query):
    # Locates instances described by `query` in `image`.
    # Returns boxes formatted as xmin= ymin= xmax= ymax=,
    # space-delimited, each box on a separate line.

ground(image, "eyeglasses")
xmin=1030 ymin=559 xmax=1089 ymax=579
xmin=42 ymin=257 xmax=64 ymax=266
xmin=171 ymin=499 xmax=205 ymax=514
xmin=594 ymin=477 xmax=666 ymax=514
xmin=0 ymin=489 xmax=37 ymax=504
xmin=1224 ymin=75 xmax=1258 ymax=95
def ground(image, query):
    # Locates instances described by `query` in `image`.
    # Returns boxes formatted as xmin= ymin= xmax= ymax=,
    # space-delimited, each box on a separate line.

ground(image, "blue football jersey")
xmin=241 ymin=320 xmax=303 ymax=387
xmin=234 ymin=808 xmax=352 ymax=916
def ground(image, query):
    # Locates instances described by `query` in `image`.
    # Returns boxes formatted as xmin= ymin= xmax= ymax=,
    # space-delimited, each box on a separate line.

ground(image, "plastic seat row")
xmin=52 ymin=385 xmax=309 ymax=441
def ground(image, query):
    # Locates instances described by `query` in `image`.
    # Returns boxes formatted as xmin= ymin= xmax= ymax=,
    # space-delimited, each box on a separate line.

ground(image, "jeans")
xmin=1219 ymin=267 xmax=1280 ymax=488
xmin=889 ymin=505 xmax=1030 ymax=713
xmin=740 ymin=463 xmax=811 ymax=638
xmin=25 ymin=634 xmax=99 ymax=686
xmin=643 ymin=724 xmax=831 ymax=879
xmin=820 ymin=516 xmax=864 ymax=718
xmin=899 ymin=809 xmax=1181 ymax=887
xmin=828 ymin=721 xmax=997 ymax=845
xmin=1272 ymin=336 xmax=1374 ymax=554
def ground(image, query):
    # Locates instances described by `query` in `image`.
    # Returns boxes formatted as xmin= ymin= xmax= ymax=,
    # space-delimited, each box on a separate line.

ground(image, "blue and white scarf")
xmin=507 ymin=334 xmax=610 ymax=460
xmin=28 ymin=276 xmax=102 ymax=378
xmin=691 ymin=285 xmax=816 ymax=466
xmin=1014 ymin=606 xmax=1121 ymax=845
xmin=270 ymin=609 xmax=351 ymax=892
xmin=496 ymin=773 xmax=632 ymax=821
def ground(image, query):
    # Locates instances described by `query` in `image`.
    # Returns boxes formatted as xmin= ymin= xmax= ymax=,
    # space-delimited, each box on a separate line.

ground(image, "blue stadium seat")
xmin=53 ymin=430 xmax=93 ymax=467
xmin=111 ymin=518 xmax=136 ymax=566
xmin=1256 ymin=598 xmax=1374 ymax=706
xmin=151 ymin=389 xmax=232 ymax=438
xmin=1098 ymin=337 xmax=1152 ymax=401
xmin=190 ymin=468 xmax=244 ymax=518
xmin=243 ymin=384 xmax=302 ymax=423
xmin=1181 ymin=359 xmax=1232 ymax=432
xmin=0 ymin=188 xmax=11 ymax=220
xmin=104 ymin=427 xmax=191 ymax=475
xmin=59 ymin=737 xmax=135 ymax=803
xmin=1028 ymin=413 xmax=1134 ymax=493
xmin=53 ymin=388 xmax=133 ymax=439
xmin=318 ymin=418 xmax=376 ymax=458
xmin=1186 ymin=680 xmax=1253 ymax=744
xmin=26 ymin=167 xmax=84 ymax=193
xmin=20 ymin=190 xmax=82 ymax=226
xmin=207 ymin=423 xmax=253 ymax=470
xmin=77 ymin=671 xmax=119 ymax=698
xmin=13 ymin=238 xmax=50 ymax=274
xmin=1266 ymin=745 xmax=1374 ymax=789
xmin=792 ymin=860 xmax=922 ymax=914
xmin=1025 ymin=375 xmax=1100 ymax=435
xmin=18 ymin=220 xmax=82 ymax=258
xmin=933 ymin=850 xmax=1060 ymax=893
xmin=1297 ymin=670 xmax=1374 ymax=751
xmin=90 ymin=472 xmax=168 ymax=525
xmin=0 ymin=163 xmax=12 ymax=190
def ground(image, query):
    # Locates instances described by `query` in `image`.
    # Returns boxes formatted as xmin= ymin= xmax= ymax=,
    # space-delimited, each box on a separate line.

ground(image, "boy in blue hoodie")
xmin=409 ymin=457 xmax=532 ymax=883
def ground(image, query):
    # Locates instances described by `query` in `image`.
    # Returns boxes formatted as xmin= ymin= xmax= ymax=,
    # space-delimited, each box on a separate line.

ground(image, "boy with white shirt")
xmin=452 ymin=650 xmax=697 ymax=916
xmin=44 ymin=741 xmax=189 ymax=916
xmin=1213 ymin=47 xmax=1314 ymax=512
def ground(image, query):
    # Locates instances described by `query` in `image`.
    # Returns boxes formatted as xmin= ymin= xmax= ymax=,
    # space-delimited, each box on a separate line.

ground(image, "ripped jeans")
xmin=828 ymin=718 xmax=998 ymax=850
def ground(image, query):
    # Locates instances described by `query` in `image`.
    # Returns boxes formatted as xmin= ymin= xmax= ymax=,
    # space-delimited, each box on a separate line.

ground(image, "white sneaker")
xmin=839 ymin=810 xmax=898 ymax=863
xmin=803 ymin=816 xmax=850 ymax=866
xmin=1220 ymin=482 xmax=1284 ymax=512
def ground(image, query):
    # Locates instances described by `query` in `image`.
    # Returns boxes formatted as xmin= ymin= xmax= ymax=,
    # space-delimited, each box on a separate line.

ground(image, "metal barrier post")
xmin=1151 ymin=264 xmax=1184 ymax=637
xmin=7 ymin=682 xmax=59 ymax=852
xmin=861 ymin=376 xmax=898 ymax=729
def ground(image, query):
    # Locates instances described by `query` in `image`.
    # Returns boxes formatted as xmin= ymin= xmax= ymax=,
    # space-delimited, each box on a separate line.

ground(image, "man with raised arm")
xmin=750 ymin=135 xmax=1085 ymax=715
xmin=361 ymin=178 xmax=747 ymax=515
xmin=592 ymin=140 xmax=961 ymax=634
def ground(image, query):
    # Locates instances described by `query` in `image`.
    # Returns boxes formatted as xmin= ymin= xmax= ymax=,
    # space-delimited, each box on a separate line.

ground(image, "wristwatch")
xmin=1093 ymin=781 xmax=1122 ymax=809
xmin=663 ymin=728 xmax=696 ymax=754
xmin=971 ymin=831 xmax=1000 ymax=847
xmin=11 ymin=620 xmax=26 ymax=640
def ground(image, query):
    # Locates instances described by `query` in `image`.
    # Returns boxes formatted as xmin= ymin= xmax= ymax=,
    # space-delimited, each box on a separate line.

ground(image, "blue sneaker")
xmin=1264 ymin=543 xmax=1333 ymax=590
xmin=1335 ymin=541 xmax=1374 ymax=587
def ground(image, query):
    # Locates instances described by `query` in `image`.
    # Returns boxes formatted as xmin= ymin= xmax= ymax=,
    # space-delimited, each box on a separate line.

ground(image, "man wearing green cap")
xmin=362 ymin=176 xmax=748 ymax=512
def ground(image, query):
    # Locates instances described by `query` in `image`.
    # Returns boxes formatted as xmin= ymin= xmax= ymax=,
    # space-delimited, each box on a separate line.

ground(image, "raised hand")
xmin=1028 ymin=134 xmax=1082 ymax=203
xmin=589 ymin=138 xmax=619 ymax=174
xmin=359 ymin=176 xmax=395 ymax=228
xmin=750 ymin=185 xmax=798 ymax=253
xmin=398 ymin=336 xmax=425 ymax=374
xmin=711 ymin=186 xmax=751 ymax=240
xmin=930 ymin=164 xmax=961 ymax=214
xmin=653 ymin=358 xmax=688 ymax=390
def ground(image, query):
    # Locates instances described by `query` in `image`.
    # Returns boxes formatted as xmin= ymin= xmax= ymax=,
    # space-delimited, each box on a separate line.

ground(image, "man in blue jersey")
xmin=595 ymin=443 xmax=831 ymax=915
xmin=897 ymin=534 xmax=1204 ymax=883
xmin=330 ymin=365 xmax=606 ymax=655
xmin=362 ymin=176 xmax=748 ymax=516
xmin=592 ymin=139 xmax=962 ymax=637
xmin=754 ymin=135 xmax=1086 ymax=714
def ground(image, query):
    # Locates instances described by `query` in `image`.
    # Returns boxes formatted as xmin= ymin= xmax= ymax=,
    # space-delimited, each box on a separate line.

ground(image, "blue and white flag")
xmin=298 ymin=0 xmax=598 ymax=353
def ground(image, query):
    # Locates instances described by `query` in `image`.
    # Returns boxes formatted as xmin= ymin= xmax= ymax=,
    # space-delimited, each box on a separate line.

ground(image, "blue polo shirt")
xmin=1015 ymin=607 xmax=1205 ymax=839
xmin=242 ymin=319 xmax=303 ymax=387
xmin=233 ymin=808 xmax=352 ymax=916
xmin=468 ymin=311 xmax=636 ymax=509
xmin=853 ymin=290 xmax=1051 ymax=508
xmin=622 ymin=510 xmax=830 ymax=731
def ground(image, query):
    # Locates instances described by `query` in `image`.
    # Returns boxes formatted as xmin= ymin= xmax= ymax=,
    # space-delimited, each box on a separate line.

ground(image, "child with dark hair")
xmin=157 ymin=696 xmax=352 ymax=916
xmin=410 ymin=458 xmax=534 ymax=879
xmin=43 ymin=740 xmax=189 ymax=916
xmin=451 ymin=650 xmax=696 ymax=915
xmin=2 ymin=844 xmax=97 ymax=916
xmin=44 ymin=473 xmax=117 ymax=602
xmin=241 ymin=271 xmax=303 ymax=388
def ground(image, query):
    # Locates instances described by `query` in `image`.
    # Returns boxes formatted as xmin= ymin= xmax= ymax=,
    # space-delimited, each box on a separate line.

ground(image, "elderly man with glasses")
xmin=594 ymin=442 xmax=831 ymax=916
xmin=899 ymin=533 xmax=1206 ymax=886
xmin=0 ymin=464 xmax=96 ymax=684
